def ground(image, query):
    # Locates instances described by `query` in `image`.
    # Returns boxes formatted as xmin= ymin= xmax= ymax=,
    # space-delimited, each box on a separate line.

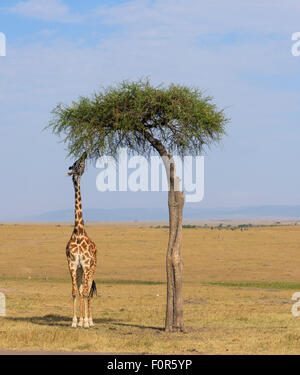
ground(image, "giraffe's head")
xmin=66 ymin=152 xmax=87 ymax=183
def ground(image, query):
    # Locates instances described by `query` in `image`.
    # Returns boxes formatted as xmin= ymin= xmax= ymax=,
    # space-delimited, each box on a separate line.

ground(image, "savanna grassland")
xmin=1 ymin=223 xmax=300 ymax=354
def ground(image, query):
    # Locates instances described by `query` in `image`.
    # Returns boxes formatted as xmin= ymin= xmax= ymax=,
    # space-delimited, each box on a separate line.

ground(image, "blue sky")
xmin=0 ymin=0 xmax=300 ymax=220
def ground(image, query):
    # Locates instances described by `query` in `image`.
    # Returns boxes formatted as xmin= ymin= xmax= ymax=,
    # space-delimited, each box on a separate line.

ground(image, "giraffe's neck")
xmin=73 ymin=178 xmax=85 ymax=233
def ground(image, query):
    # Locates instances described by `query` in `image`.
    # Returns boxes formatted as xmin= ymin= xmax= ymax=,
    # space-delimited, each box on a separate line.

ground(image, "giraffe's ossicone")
xmin=66 ymin=152 xmax=98 ymax=328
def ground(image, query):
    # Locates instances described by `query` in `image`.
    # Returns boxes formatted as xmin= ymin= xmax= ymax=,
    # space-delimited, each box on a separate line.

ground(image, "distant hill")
xmin=5 ymin=205 xmax=300 ymax=223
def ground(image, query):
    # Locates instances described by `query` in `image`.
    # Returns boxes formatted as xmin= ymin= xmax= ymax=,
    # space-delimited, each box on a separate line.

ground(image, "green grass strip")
xmin=204 ymin=281 xmax=300 ymax=290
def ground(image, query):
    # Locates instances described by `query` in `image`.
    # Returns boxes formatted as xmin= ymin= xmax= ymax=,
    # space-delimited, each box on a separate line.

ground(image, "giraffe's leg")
xmin=76 ymin=267 xmax=84 ymax=328
xmin=88 ymin=266 xmax=96 ymax=327
xmin=78 ymin=285 xmax=84 ymax=327
xmin=88 ymin=297 xmax=94 ymax=327
xmin=83 ymin=297 xmax=89 ymax=328
xmin=72 ymin=296 xmax=78 ymax=328
xmin=69 ymin=267 xmax=79 ymax=328
xmin=82 ymin=269 xmax=90 ymax=328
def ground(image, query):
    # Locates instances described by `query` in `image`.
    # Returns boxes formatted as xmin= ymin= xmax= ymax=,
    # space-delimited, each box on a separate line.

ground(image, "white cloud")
xmin=6 ymin=0 xmax=300 ymax=36
xmin=7 ymin=0 xmax=83 ymax=23
xmin=37 ymin=29 xmax=58 ymax=36
xmin=94 ymin=0 xmax=300 ymax=37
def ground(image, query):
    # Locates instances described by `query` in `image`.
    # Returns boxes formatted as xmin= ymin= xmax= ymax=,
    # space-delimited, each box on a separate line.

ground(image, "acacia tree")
xmin=48 ymin=79 xmax=228 ymax=332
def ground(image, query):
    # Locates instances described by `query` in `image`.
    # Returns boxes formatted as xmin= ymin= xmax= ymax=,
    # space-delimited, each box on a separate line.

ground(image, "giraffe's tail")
xmin=90 ymin=280 xmax=97 ymax=298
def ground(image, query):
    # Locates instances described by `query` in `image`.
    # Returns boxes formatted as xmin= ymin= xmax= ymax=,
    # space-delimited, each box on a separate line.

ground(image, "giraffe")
xmin=66 ymin=152 xmax=97 ymax=328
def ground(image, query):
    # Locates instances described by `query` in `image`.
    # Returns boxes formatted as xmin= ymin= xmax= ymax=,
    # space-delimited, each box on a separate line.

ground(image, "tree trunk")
xmin=143 ymin=131 xmax=185 ymax=332
xmin=164 ymin=155 xmax=185 ymax=332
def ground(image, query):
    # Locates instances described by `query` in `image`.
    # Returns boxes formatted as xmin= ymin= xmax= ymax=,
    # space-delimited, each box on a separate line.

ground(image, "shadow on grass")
xmin=112 ymin=322 xmax=164 ymax=332
xmin=5 ymin=314 xmax=114 ymax=327
xmin=5 ymin=314 xmax=164 ymax=331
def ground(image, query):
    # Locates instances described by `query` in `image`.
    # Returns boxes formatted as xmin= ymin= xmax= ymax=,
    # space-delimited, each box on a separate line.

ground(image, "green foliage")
xmin=48 ymin=78 xmax=229 ymax=159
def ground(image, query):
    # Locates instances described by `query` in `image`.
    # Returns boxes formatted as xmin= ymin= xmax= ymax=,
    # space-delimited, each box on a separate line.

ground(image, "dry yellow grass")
xmin=0 ymin=223 xmax=300 ymax=354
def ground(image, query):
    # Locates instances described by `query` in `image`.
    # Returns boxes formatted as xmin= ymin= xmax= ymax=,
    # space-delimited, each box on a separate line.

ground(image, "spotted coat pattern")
xmin=66 ymin=154 xmax=97 ymax=328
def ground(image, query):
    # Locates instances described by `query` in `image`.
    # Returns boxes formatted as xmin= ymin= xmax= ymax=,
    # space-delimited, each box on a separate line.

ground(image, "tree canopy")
xmin=48 ymin=79 xmax=229 ymax=160
xmin=49 ymin=78 xmax=229 ymax=332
